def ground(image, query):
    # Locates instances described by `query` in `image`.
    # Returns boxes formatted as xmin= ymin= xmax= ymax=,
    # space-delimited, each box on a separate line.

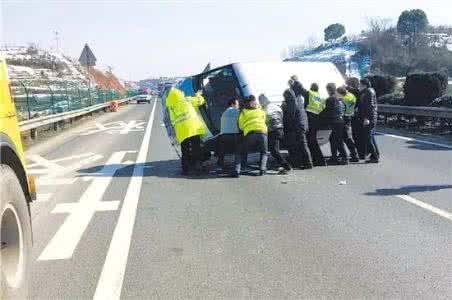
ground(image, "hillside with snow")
xmin=2 ymin=46 xmax=125 ymax=93
xmin=286 ymin=42 xmax=371 ymax=78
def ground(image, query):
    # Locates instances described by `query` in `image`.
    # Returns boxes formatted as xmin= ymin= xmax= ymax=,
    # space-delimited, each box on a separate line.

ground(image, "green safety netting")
xmin=11 ymin=80 xmax=135 ymax=121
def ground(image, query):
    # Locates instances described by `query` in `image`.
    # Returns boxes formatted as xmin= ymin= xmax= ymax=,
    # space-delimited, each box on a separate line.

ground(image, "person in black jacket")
xmin=346 ymin=78 xmax=366 ymax=159
xmin=282 ymin=88 xmax=313 ymax=169
xmin=358 ymin=79 xmax=380 ymax=163
xmin=321 ymin=83 xmax=348 ymax=165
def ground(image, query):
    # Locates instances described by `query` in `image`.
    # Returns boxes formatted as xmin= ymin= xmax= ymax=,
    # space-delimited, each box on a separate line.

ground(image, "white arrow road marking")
xmin=28 ymin=154 xmax=66 ymax=173
xmin=397 ymin=195 xmax=452 ymax=221
xmin=119 ymin=120 xmax=146 ymax=134
xmin=80 ymin=121 xmax=145 ymax=136
xmin=94 ymin=98 xmax=157 ymax=300
xmin=38 ymin=151 xmax=127 ymax=261
xmin=28 ymin=153 xmax=103 ymax=186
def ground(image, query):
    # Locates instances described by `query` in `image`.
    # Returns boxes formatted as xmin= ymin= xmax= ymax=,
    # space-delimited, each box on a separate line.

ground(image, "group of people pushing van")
xmin=165 ymin=76 xmax=379 ymax=177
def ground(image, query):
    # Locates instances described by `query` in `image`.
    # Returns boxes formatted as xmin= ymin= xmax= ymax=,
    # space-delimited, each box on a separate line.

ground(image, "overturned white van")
xmin=162 ymin=61 xmax=345 ymax=158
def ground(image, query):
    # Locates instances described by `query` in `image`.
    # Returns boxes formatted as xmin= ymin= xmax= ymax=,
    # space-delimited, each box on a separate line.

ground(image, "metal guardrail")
xmin=19 ymin=97 xmax=133 ymax=132
xmin=378 ymin=104 xmax=452 ymax=119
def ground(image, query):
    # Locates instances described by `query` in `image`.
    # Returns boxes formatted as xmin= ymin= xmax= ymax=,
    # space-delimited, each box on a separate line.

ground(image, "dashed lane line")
xmin=94 ymin=99 xmax=158 ymax=300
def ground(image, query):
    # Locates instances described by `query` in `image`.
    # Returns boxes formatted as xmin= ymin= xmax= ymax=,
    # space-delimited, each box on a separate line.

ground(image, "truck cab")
xmin=0 ymin=52 xmax=35 ymax=298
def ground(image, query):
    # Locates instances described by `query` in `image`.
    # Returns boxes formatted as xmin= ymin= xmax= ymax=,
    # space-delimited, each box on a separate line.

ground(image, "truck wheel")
xmin=0 ymin=165 xmax=32 ymax=299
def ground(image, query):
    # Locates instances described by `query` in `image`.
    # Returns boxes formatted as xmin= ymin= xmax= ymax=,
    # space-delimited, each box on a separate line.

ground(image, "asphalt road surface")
xmin=26 ymin=98 xmax=451 ymax=299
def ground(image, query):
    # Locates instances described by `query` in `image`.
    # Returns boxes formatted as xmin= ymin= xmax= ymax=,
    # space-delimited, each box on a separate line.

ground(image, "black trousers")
xmin=287 ymin=130 xmax=313 ymax=168
xmin=181 ymin=135 xmax=201 ymax=173
xmin=363 ymin=125 xmax=380 ymax=160
xmin=268 ymin=129 xmax=290 ymax=169
xmin=217 ymin=134 xmax=240 ymax=168
xmin=235 ymin=132 xmax=268 ymax=173
xmin=307 ymin=112 xmax=325 ymax=165
xmin=351 ymin=116 xmax=365 ymax=159
xmin=329 ymin=121 xmax=348 ymax=160
xmin=331 ymin=118 xmax=358 ymax=159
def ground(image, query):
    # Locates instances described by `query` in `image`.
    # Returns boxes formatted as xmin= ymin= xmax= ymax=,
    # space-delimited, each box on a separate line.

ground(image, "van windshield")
xmin=198 ymin=66 xmax=241 ymax=134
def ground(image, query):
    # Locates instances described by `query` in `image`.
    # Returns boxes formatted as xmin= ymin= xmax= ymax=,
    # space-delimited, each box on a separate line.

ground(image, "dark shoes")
xmin=259 ymin=170 xmax=267 ymax=176
xmin=326 ymin=158 xmax=339 ymax=165
xmin=314 ymin=161 xmax=327 ymax=167
xmin=349 ymin=157 xmax=360 ymax=163
xmin=231 ymin=171 xmax=240 ymax=178
xmin=366 ymin=158 xmax=380 ymax=164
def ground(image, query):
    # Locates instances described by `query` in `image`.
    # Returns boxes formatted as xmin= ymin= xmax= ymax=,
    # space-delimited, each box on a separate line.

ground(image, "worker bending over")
xmin=234 ymin=95 xmax=268 ymax=178
xmin=165 ymin=88 xmax=207 ymax=175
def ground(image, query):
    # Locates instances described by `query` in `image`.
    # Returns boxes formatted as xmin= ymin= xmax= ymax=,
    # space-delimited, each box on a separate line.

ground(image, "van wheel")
xmin=0 ymin=165 xmax=32 ymax=299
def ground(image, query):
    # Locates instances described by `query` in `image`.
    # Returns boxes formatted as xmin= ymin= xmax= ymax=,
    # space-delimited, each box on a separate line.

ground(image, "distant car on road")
xmin=135 ymin=94 xmax=151 ymax=104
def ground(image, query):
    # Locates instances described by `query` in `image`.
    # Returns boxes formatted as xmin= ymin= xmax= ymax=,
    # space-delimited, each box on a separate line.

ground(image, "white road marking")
xmin=38 ymin=151 xmax=127 ymax=261
xmin=28 ymin=154 xmax=66 ymax=173
xmin=52 ymin=201 xmax=120 ymax=214
xmin=80 ymin=120 xmax=145 ymax=136
xmin=94 ymin=99 xmax=157 ymax=300
xmin=36 ymin=178 xmax=77 ymax=186
xmin=378 ymin=132 xmax=452 ymax=150
xmin=119 ymin=120 xmax=146 ymax=134
xmin=397 ymin=195 xmax=452 ymax=221
xmin=36 ymin=193 xmax=52 ymax=203
xmin=28 ymin=153 xmax=103 ymax=186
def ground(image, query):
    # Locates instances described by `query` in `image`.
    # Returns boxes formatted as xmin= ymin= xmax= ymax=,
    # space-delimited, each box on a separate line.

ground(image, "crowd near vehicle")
xmin=162 ymin=61 xmax=345 ymax=156
xmin=0 ymin=53 xmax=35 ymax=298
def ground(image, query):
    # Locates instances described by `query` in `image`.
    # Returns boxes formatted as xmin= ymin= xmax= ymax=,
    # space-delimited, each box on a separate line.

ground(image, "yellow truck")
xmin=0 ymin=52 xmax=35 ymax=298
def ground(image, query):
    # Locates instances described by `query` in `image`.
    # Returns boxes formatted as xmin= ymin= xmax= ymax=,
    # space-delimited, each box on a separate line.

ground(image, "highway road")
xmin=26 ymin=98 xmax=451 ymax=299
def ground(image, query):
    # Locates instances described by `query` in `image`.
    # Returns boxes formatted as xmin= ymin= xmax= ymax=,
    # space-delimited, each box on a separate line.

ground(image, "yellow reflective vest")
xmin=306 ymin=90 xmax=325 ymax=114
xmin=342 ymin=92 xmax=357 ymax=117
xmin=238 ymin=108 xmax=267 ymax=136
xmin=165 ymin=88 xmax=207 ymax=144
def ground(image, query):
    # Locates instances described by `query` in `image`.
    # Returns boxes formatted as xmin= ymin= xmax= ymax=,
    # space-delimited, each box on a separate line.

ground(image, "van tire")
xmin=0 ymin=165 xmax=32 ymax=299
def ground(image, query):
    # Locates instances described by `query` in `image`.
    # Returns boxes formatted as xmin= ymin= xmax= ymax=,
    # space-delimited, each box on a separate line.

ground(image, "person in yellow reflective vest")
xmin=334 ymin=87 xmax=359 ymax=162
xmin=234 ymin=95 xmax=268 ymax=177
xmin=165 ymin=87 xmax=207 ymax=175
xmin=303 ymin=83 xmax=327 ymax=166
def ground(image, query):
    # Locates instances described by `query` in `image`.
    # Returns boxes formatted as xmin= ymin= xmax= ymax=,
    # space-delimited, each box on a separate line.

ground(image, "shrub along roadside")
xmin=365 ymin=75 xmax=397 ymax=98
xmin=404 ymin=71 xmax=448 ymax=106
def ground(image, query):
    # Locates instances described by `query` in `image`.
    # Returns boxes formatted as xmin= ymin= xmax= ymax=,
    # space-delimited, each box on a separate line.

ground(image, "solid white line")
xmin=397 ymin=195 xmax=452 ymax=221
xmin=38 ymin=151 xmax=127 ymax=261
xmin=94 ymin=99 xmax=157 ymax=300
xmin=378 ymin=132 xmax=452 ymax=150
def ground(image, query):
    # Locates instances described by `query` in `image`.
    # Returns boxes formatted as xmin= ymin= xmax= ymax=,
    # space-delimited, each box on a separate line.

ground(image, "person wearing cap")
xmin=358 ymin=78 xmax=380 ymax=163
xmin=234 ymin=95 xmax=268 ymax=177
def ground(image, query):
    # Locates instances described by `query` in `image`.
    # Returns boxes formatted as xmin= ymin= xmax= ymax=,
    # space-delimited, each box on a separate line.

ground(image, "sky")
xmin=1 ymin=0 xmax=451 ymax=80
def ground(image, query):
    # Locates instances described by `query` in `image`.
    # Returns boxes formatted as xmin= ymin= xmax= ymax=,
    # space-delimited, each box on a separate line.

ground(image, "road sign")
xmin=79 ymin=44 xmax=97 ymax=66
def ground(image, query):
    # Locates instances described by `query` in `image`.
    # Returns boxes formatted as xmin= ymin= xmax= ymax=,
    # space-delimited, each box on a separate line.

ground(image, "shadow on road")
xmin=77 ymin=159 xmax=250 ymax=180
xmin=365 ymin=184 xmax=452 ymax=196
